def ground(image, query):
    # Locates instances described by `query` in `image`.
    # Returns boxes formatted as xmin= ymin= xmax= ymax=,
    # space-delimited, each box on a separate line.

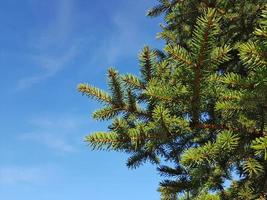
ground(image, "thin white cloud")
xmin=17 ymin=45 xmax=78 ymax=89
xmin=0 ymin=166 xmax=54 ymax=185
xmin=17 ymin=0 xmax=78 ymax=89
xmin=19 ymin=114 xmax=89 ymax=153
xmin=105 ymin=14 xmax=141 ymax=63
xmin=20 ymin=132 xmax=75 ymax=153
xmin=34 ymin=0 xmax=74 ymax=48
xmin=88 ymin=2 xmax=155 ymax=67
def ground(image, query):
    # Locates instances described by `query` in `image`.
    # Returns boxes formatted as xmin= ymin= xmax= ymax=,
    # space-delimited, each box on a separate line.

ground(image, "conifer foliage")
xmin=78 ymin=1 xmax=266 ymax=199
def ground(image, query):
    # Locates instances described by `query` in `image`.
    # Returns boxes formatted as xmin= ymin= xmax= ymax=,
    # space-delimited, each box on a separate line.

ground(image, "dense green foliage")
xmin=78 ymin=1 xmax=266 ymax=199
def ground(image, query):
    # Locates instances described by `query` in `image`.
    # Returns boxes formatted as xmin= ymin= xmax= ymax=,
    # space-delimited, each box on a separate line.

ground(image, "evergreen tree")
xmin=78 ymin=1 xmax=266 ymax=199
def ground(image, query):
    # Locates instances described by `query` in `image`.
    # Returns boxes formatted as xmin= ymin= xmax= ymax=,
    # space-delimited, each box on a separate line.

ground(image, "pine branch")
xmin=191 ymin=8 xmax=219 ymax=127
xmin=238 ymin=42 xmax=267 ymax=70
xmin=252 ymin=136 xmax=267 ymax=160
xmin=254 ymin=9 xmax=267 ymax=38
xmin=92 ymin=106 xmax=121 ymax=120
xmin=145 ymin=79 xmax=188 ymax=102
xmin=215 ymin=131 xmax=239 ymax=151
xmin=125 ymin=89 xmax=137 ymax=112
xmin=146 ymin=0 xmax=171 ymax=17
xmin=87 ymin=122 xmax=266 ymax=151
xmin=108 ymin=68 xmax=124 ymax=106
xmin=157 ymin=165 xmax=184 ymax=177
xmin=158 ymin=185 xmax=178 ymax=200
xmin=127 ymin=151 xmax=160 ymax=169
xmin=122 ymin=74 xmax=145 ymax=89
xmin=165 ymin=44 xmax=193 ymax=68
xmin=242 ymin=158 xmax=264 ymax=177
xmin=139 ymin=46 xmax=157 ymax=83
xmin=210 ymin=45 xmax=231 ymax=68
xmin=78 ymin=83 xmax=112 ymax=104
xmin=85 ymin=132 xmax=125 ymax=150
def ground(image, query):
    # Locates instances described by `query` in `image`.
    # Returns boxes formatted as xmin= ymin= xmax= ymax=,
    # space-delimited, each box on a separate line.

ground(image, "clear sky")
xmin=0 ymin=0 xmax=166 ymax=199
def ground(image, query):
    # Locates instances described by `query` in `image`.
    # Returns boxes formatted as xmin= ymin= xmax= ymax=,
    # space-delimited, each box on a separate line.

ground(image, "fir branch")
xmin=254 ymin=9 xmax=267 ymax=38
xmin=92 ymin=106 xmax=121 ymax=120
xmin=242 ymin=158 xmax=264 ymax=177
xmin=145 ymin=79 xmax=188 ymax=102
xmin=88 ymin=120 xmax=266 ymax=151
xmin=85 ymin=132 xmax=125 ymax=150
xmin=238 ymin=42 xmax=267 ymax=70
xmin=252 ymin=136 xmax=267 ymax=160
xmin=108 ymin=68 xmax=124 ymax=106
xmin=215 ymin=131 xmax=240 ymax=151
xmin=139 ymin=46 xmax=157 ymax=83
xmin=217 ymin=73 xmax=257 ymax=89
xmin=191 ymin=8 xmax=219 ymax=127
xmin=210 ymin=45 xmax=231 ymax=68
xmin=165 ymin=44 xmax=193 ymax=68
xmin=77 ymin=83 xmax=112 ymax=104
xmin=146 ymin=0 xmax=180 ymax=17
xmin=122 ymin=74 xmax=145 ymax=89
xmin=158 ymin=185 xmax=178 ymax=200
xmin=125 ymin=89 xmax=137 ymax=112
xmin=157 ymin=165 xmax=184 ymax=177
xmin=127 ymin=151 xmax=160 ymax=169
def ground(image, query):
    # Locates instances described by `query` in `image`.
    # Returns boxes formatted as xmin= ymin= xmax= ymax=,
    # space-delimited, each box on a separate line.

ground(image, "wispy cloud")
xmin=17 ymin=46 xmax=78 ymax=89
xmin=19 ymin=114 xmax=89 ymax=153
xmin=20 ymin=132 xmax=75 ymax=153
xmin=17 ymin=0 xmax=78 ymax=89
xmin=33 ymin=0 xmax=74 ymax=48
xmin=0 ymin=166 xmax=54 ymax=185
xmin=104 ymin=14 xmax=141 ymax=63
xmin=88 ymin=1 xmax=156 ymax=67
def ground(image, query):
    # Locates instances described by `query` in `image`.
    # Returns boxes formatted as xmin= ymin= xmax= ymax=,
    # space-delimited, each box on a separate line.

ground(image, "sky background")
xmin=0 ymin=0 xmax=165 ymax=199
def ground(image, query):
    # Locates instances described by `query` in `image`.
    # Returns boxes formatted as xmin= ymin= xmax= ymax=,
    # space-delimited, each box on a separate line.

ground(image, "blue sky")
xmin=0 ymin=0 xmax=164 ymax=199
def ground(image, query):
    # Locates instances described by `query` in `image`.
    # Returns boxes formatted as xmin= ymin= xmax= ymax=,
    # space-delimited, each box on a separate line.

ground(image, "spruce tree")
xmin=78 ymin=1 xmax=266 ymax=199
